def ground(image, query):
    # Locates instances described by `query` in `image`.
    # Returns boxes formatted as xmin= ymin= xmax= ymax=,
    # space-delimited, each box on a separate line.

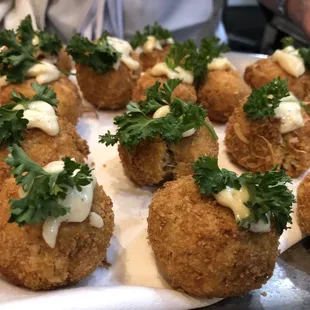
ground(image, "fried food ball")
xmin=225 ymin=103 xmax=310 ymax=177
xmin=132 ymin=70 xmax=197 ymax=103
xmin=0 ymin=118 xmax=89 ymax=183
xmin=197 ymin=69 xmax=251 ymax=122
xmin=148 ymin=176 xmax=279 ymax=298
xmin=297 ymin=173 xmax=310 ymax=234
xmin=0 ymin=179 xmax=114 ymax=290
xmin=244 ymin=58 xmax=310 ymax=101
xmin=0 ymin=75 xmax=82 ymax=125
xmin=139 ymin=45 xmax=171 ymax=71
xmin=76 ymin=54 xmax=140 ymax=109
xmin=118 ymin=125 xmax=219 ymax=186
xmin=55 ymin=47 xmax=72 ymax=72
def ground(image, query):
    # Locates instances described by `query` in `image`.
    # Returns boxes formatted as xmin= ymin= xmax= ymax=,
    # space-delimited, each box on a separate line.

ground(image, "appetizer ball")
xmin=225 ymin=103 xmax=310 ymax=177
xmin=297 ymin=173 xmax=310 ymax=234
xmin=0 ymin=76 xmax=82 ymax=125
xmin=76 ymin=59 xmax=140 ymax=109
xmin=132 ymin=71 xmax=197 ymax=103
xmin=148 ymin=176 xmax=279 ymax=298
xmin=55 ymin=47 xmax=72 ymax=72
xmin=0 ymin=118 xmax=89 ymax=182
xmin=139 ymin=45 xmax=171 ymax=72
xmin=0 ymin=179 xmax=114 ymax=291
xmin=197 ymin=69 xmax=251 ymax=122
xmin=118 ymin=125 xmax=218 ymax=186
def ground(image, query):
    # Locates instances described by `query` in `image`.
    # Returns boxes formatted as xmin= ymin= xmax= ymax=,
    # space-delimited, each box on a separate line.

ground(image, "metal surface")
xmin=202 ymin=237 xmax=310 ymax=310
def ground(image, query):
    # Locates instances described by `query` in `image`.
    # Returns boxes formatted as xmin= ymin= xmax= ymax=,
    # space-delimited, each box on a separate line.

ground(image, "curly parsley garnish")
xmin=130 ymin=22 xmax=172 ymax=49
xmin=0 ymin=83 xmax=58 ymax=146
xmin=243 ymin=78 xmax=289 ymax=120
xmin=165 ymin=37 xmax=230 ymax=84
xmin=5 ymin=144 xmax=93 ymax=226
xmin=192 ymin=156 xmax=295 ymax=234
xmin=99 ymin=79 xmax=217 ymax=149
xmin=67 ymin=33 xmax=120 ymax=73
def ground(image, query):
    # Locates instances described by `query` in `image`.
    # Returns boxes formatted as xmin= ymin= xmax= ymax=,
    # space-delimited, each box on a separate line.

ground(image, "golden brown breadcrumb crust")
xmin=0 ymin=75 xmax=82 ymax=125
xmin=197 ymin=69 xmax=251 ymax=122
xmin=132 ymin=70 xmax=197 ymax=103
xmin=297 ymin=173 xmax=310 ymax=234
xmin=225 ymin=103 xmax=310 ymax=177
xmin=139 ymin=45 xmax=171 ymax=72
xmin=118 ymin=125 xmax=219 ymax=186
xmin=76 ymin=53 xmax=140 ymax=109
xmin=244 ymin=58 xmax=310 ymax=101
xmin=56 ymin=47 xmax=72 ymax=72
xmin=147 ymin=176 xmax=279 ymax=298
xmin=0 ymin=118 xmax=89 ymax=183
xmin=0 ymin=179 xmax=114 ymax=291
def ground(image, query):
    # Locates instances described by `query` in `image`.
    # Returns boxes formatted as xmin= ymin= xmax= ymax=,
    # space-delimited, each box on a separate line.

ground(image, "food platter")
xmin=0 ymin=52 xmax=305 ymax=310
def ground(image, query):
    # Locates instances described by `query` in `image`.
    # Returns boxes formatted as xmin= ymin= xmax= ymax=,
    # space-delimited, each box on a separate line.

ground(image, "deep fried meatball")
xmin=0 ymin=76 xmax=82 ymax=125
xmin=0 ymin=118 xmax=89 ymax=182
xmin=244 ymin=58 xmax=310 ymax=101
xmin=139 ymin=45 xmax=171 ymax=71
xmin=148 ymin=176 xmax=279 ymax=298
xmin=297 ymin=173 xmax=310 ymax=234
xmin=225 ymin=104 xmax=310 ymax=177
xmin=197 ymin=70 xmax=251 ymax=122
xmin=132 ymin=71 xmax=197 ymax=103
xmin=0 ymin=179 xmax=114 ymax=291
xmin=76 ymin=54 xmax=140 ymax=109
xmin=118 ymin=125 xmax=219 ymax=186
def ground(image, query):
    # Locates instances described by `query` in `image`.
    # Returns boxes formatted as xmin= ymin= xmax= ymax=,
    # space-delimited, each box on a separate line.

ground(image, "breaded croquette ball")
xmin=297 ymin=173 xmax=310 ymax=234
xmin=76 ymin=59 xmax=140 ymax=109
xmin=139 ymin=45 xmax=171 ymax=72
xmin=0 ymin=118 xmax=89 ymax=182
xmin=132 ymin=70 xmax=197 ymax=103
xmin=148 ymin=176 xmax=279 ymax=298
xmin=0 ymin=179 xmax=114 ymax=291
xmin=0 ymin=76 xmax=82 ymax=125
xmin=55 ymin=47 xmax=72 ymax=72
xmin=225 ymin=104 xmax=310 ymax=177
xmin=244 ymin=58 xmax=310 ymax=101
xmin=118 ymin=125 xmax=219 ymax=186
xmin=197 ymin=69 xmax=251 ymax=122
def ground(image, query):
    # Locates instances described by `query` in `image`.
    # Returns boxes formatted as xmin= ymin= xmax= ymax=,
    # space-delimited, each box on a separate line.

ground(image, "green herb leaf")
xmin=37 ymin=31 xmax=62 ymax=55
xmin=192 ymin=156 xmax=295 ymax=234
xmin=243 ymin=78 xmax=289 ymax=120
xmin=298 ymin=47 xmax=310 ymax=69
xmin=130 ymin=22 xmax=172 ymax=49
xmin=67 ymin=33 xmax=120 ymax=73
xmin=281 ymin=36 xmax=294 ymax=48
xmin=5 ymin=144 xmax=93 ymax=226
xmin=16 ymin=15 xmax=35 ymax=46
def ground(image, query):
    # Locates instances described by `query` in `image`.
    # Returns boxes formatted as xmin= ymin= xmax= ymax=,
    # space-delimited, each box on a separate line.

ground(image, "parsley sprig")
xmin=192 ymin=156 xmax=295 ymax=234
xmin=0 ymin=83 xmax=58 ymax=146
xmin=99 ymin=79 xmax=217 ymax=149
xmin=243 ymin=78 xmax=289 ymax=120
xmin=5 ymin=144 xmax=93 ymax=226
xmin=165 ymin=37 xmax=230 ymax=84
xmin=67 ymin=33 xmax=120 ymax=73
xmin=130 ymin=22 xmax=172 ymax=49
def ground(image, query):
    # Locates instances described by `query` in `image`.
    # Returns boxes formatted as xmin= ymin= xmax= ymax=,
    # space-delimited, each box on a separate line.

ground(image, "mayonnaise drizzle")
xmin=40 ymin=161 xmax=101 ymax=248
xmin=151 ymin=62 xmax=194 ymax=84
xmin=274 ymin=92 xmax=304 ymax=134
xmin=0 ymin=75 xmax=9 ymax=87
xmin=13 ymin=101 xmax=59 ymax=136
xmin=107 ymin=36 xmax=140 ymax=71
xmin=272 ymin=46 xmax=305 ymax=78
xmin=214 ymin=185 xmax=271 ymax=233
xmin=26 ymin=61 xmax=60 ymax=84
xmin=137 ymin=36 xmax=174 ymax=54
xmin=208 ymin=57 xmax=235 ymax=71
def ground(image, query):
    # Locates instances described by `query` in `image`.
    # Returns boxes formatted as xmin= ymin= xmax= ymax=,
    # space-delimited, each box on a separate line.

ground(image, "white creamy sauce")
xmin=138 ymin=36 xmax=174 ymax=54
xmin=274 ymin=93 xmax=304 ymax=134
xmin=272 ymin=46 xmax=305 ymax=78
xmin=32 ymin=35 xmax=40 ymax=46
xmin=153 ymin=105 xmax=196 ymax=137
xmin=26 ymin=61 xmax=60 ymax=84
xmin=13 ymin=100 xmax=59 ymax=136
xmin=151 ymin=62 xmax=194 ymax=84
xmin=41 ymin=161 xmax=100 ymax=248
xmin=214 ymin=185 xmax=271 ymax=233
xmin=89 ymin=212 xmax=104 ymax=228
xmin=107 ymin=36 xmax=140 ymax=71
xmin=208 ymin=57 xmax=235 ymax=71
xmin=0 ymin=75 xmax=9 ymax=87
